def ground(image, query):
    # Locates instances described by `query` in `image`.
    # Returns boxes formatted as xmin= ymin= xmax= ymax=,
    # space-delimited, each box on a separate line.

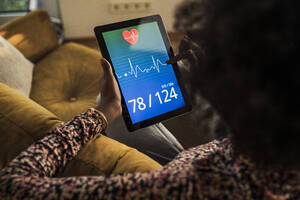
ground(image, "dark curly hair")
xmin=174 ymin=0 xmax=300 ymax=169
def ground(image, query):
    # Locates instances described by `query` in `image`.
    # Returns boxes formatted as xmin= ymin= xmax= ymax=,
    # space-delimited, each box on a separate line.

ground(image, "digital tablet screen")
xmin=102 ymin=21 xmax=186 ymax=124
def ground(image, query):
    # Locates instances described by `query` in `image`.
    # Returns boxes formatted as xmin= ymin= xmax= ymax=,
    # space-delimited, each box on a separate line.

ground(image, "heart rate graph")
xmin=116 ymin=56 xmax=167 ymax=79
xmin=112 ymin=51 xmax=173 ymax=87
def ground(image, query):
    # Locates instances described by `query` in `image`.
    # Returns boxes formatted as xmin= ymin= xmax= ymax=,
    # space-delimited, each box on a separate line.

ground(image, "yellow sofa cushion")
xmin=59 ymin=134 xmax=162 ymax=177
xmin=0 ymin=83 xmax=161 ymax=174
xmin=30 ymin=42 xmax=103 ymax=122
xmin=0 ymin=10 xmax=58 ymax=63
xmin=0 ymin=82 xmax=62 ymax=169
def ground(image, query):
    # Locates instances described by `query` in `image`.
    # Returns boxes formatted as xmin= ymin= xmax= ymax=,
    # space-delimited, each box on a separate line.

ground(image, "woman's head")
xmin=175 ymin=0 xmax=300 ymax=169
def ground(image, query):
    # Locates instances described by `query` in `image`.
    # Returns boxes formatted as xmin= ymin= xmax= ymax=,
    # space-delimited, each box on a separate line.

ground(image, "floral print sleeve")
xmin=0 ymin=109 xmax=299 ymax=199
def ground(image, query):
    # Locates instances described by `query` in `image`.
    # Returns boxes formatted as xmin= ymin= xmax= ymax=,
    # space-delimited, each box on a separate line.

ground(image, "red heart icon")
xmin=122 ymin=29 xmax=138 ymax=45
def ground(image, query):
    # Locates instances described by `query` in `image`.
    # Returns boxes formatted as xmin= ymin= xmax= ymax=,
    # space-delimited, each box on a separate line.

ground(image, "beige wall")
xmin=44 ymin=0 xmax=60 ymax=18
xmin=59 ymin=0 xmax=183 ymax=39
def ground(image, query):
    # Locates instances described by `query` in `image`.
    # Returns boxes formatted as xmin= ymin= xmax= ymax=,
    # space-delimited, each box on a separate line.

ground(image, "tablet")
xmin=94 ymin=15 xmax=191 ymax=131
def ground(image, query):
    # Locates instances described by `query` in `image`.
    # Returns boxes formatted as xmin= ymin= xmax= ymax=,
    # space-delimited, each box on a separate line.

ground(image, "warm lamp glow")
xmin=6 ymin=34 xmax=25 ymax=47
xmin=0 ymin=31 xmax=6 ymax=37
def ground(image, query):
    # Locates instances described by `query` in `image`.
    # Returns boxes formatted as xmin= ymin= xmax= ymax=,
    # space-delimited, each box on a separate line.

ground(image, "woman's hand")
xmin=166 ymin=35 xmax=204 ymax=71
xmin=96 ymin=58 xmax=122 ymax=124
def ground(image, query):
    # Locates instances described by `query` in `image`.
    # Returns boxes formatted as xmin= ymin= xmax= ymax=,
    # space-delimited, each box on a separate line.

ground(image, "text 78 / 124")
xmin=128 ymin=87 xmax=178 ymax=113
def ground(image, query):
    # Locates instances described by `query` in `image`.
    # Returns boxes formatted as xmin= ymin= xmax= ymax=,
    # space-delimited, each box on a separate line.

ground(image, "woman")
xmin=1 ymin=0 xmax=300 ymax=199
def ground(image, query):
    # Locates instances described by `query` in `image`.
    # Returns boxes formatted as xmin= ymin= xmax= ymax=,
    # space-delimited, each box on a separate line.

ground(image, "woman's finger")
xmin=166 ymin=49 xmax=193 ymax=64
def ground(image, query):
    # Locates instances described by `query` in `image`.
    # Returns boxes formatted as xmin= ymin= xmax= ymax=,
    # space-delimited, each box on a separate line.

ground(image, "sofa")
xmin=0 ymin=10 xmax=163 ymax=176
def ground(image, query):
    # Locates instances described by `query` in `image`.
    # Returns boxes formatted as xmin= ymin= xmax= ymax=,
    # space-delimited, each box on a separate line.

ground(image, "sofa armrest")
xmin=0 ymin=83 xmax=62 ymax=169
xmin=0 ymin=10 xmax=58 ymax=63
xmin=0 ymin=82 xmax=161 ymax=175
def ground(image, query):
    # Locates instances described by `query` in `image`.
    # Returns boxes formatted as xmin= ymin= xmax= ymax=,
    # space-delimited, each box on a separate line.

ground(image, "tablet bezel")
xmin=94 ymin=15 xmax=192 ymax=131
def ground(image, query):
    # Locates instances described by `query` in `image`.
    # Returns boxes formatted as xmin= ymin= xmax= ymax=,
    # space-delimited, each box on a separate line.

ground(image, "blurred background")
xmin=0 ymin=0 xmax=182 ymax=38
xmin=0 ymin=0 xmax=219 ymax=149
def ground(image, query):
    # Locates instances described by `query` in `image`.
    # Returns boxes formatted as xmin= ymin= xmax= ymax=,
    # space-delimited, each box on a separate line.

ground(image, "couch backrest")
xmin=0 ymin=10 xmax=58 ymax=63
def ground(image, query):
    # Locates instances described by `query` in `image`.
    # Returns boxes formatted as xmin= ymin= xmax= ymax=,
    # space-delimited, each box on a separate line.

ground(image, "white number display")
xmin=128 ymin=87 xmax=179 ymax=113
xmin=162 ymin=89 xmax=171 ymax=103
xmin=128 ymin=99 xmax=136 ymax=113
xmin=137 ymin=97 xmax=146 ymax=111
xmin=149 ymin=94 xmax=152 ymax=108
xmin=155 ymin=91 xmax=163 ymax=104
xmin=170 ymin=87 xmax=178 ymax=99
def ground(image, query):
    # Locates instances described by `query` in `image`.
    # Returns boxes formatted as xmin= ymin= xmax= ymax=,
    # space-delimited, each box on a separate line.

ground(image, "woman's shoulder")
xmin=189 ymin=138 xmax=300 ymax=199
xmin=167 ymin=138 xmax=300 ymax=199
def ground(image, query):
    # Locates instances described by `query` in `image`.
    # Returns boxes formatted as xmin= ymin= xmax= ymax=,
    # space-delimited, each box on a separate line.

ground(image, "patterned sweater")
xmin=0 ymin=109 xmax=299 ymax=199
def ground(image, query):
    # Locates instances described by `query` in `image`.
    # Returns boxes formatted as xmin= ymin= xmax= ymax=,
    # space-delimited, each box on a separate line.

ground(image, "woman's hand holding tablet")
xmin=94 ymin=15 xmax=191 ymax=131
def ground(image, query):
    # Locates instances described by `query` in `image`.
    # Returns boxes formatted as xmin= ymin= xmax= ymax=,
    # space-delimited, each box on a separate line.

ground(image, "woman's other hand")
xmin=96 ymin=58 xmax=122 ymax=124
xmin=166 ymin=35 xmax=204 ymax=71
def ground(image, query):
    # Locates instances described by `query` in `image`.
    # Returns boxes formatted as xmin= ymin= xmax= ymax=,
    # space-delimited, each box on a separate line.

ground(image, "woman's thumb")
xmin=101 ymin=58 xmax=112 ymax=74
